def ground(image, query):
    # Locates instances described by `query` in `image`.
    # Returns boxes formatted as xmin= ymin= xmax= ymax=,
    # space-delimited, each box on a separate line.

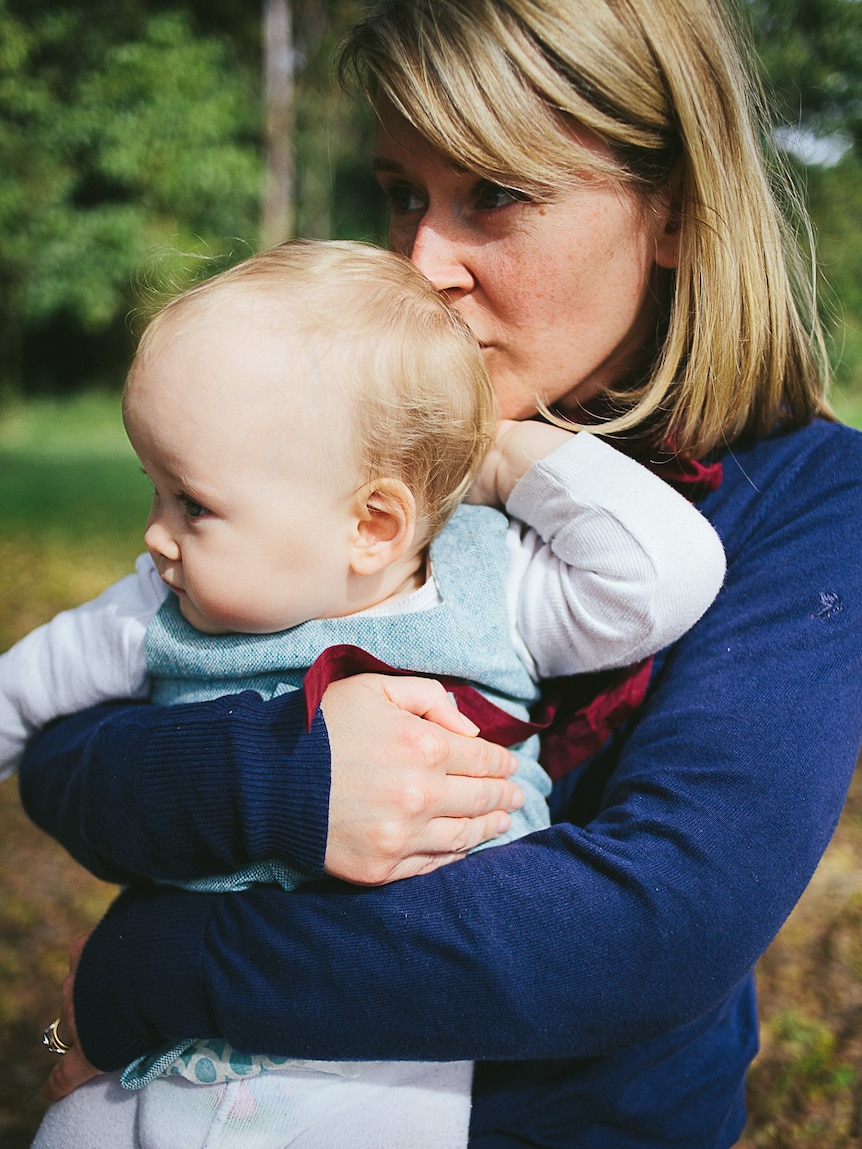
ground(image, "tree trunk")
xmin=262 ymin=0 xmax=295 ymax=245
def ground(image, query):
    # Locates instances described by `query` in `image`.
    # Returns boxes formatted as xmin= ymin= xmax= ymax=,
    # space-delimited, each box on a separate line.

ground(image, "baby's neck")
xmin=348 ymin=548 xmax=429 ymax=616
xmin=381 ymin=552 xmax=429 ymax=604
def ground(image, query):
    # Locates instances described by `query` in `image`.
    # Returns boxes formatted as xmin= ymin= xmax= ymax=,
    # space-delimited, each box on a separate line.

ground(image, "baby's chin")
xmin=179 ymin=598 xmax=306 ymax=636
xmin=177 ymin=596 xmax=232 ymax=636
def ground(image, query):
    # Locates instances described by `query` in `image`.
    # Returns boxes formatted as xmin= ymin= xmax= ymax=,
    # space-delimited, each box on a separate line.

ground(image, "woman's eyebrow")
xmin=372 ymin=155 xmax=471 ymax=177
xmin=371 ymin=157 xmax=404 ymax=174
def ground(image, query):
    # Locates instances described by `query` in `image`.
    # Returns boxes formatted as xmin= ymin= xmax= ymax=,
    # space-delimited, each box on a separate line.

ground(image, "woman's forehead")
xmin=372 ymin=100 xmax=624 ymax=196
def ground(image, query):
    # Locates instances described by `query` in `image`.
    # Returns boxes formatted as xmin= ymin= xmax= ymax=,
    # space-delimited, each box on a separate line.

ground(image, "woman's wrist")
xmin=74 ymin=887 xmax=217 ymax=1070
xmin=139 ymin=690 xmax=332 ymax=879
xmin=19 ymin=690 xmax=332 ymax=883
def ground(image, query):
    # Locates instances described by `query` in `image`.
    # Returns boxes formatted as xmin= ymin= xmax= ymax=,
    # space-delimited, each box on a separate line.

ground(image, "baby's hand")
xmin=467 ymin=419 xmax=576 ymax=507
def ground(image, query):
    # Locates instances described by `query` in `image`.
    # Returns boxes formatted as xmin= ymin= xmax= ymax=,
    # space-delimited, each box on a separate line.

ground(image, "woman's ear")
xmin=350 ymin=478 xmax=417 ymax=576
xmin=653 ymin=164 xmax=683 ymax=270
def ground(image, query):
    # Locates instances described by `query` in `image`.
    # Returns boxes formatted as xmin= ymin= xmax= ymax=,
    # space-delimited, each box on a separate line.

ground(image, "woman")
xmin=23 ymin=0 xmax=862 ymax=1145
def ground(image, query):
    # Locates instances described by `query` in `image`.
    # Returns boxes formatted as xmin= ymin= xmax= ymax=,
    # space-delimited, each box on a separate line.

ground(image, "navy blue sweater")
xmin=20 ymin=419 xmax=862 ymax=1147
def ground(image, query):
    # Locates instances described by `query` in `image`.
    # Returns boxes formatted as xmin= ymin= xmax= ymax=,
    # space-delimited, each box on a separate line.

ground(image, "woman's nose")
xmin=408 ymin=220 xmax=475 ymax=298
xmin=144 ymin=515 xmax=180 ymax=562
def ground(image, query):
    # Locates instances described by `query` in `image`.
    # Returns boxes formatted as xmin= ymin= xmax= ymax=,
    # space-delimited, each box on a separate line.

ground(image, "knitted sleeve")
xmin=19 ymin=689 xmax=331 ymax=885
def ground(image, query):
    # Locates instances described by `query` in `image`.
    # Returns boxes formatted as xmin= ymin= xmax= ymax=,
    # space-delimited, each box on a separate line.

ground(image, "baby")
xmin=2 ymin=241 xmax=725 ymax=1149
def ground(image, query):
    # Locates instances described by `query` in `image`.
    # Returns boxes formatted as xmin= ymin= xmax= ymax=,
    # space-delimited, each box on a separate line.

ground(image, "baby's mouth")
xmin=159 ymin=572 xmax=186 ymax=597
xmin=156 ymin=561 xmax=185 ymax=596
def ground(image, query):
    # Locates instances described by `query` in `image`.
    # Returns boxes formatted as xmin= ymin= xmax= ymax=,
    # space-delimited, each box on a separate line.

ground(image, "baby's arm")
xmin=467 ymin=419 xmax=576 ymax=508
xmin=0 ymin=555 xmax=166 ymax=778
xmin=471 ymin=422 xmax=726 ymax=678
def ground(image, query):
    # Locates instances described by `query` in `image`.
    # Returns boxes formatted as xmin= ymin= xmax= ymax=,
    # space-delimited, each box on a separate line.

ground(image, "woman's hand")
xmin=43 ymin=934 xmax=102 ymax=1102
xmin=321 ymin=674 xmax=524 ymax=885
xmin=467 ymin=419 xmax=576 ymax=508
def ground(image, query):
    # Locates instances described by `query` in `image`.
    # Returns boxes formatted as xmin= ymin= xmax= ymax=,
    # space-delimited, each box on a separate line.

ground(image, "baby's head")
xmin=123 ymin=240 xmax=496 ymax=634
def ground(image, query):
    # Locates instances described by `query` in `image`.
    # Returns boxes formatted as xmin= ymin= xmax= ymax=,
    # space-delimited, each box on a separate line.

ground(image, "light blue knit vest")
xmin=122 ymin=505 xmax=550 ymax=1090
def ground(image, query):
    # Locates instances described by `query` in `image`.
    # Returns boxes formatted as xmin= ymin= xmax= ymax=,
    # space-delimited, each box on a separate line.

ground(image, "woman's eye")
xmin=380 ymin=182 xmax=425 ymax=214
xmin=475 ymin=180 xmax=533 ymax=211
xmin=474 ymin=182 xmax=524 ymax=211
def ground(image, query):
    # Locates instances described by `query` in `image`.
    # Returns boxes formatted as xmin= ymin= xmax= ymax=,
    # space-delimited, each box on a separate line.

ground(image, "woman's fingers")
xmin=43 ymin=1042 xmax=101 ymax=1102
xmin=369 ymin=674 xmax=520 ymax=779
xmin=43 ymin=934 xmax=103 ymax=1101
xmin=320 ymin=674 xmax=523 ymax=886
xmin=334 ymin=814 xmax=516 ymax=884
xmin=429 ymin=771 xmax=524 ymax=820
xmin=377 ymin=674 xmax=485 ymax=737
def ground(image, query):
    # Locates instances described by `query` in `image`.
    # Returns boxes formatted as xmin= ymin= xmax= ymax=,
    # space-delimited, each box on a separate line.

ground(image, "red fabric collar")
xmin=303 ymin=644 xmax=543 ymax=747
xmin=303 ymin=451 xmax=723 ymax=782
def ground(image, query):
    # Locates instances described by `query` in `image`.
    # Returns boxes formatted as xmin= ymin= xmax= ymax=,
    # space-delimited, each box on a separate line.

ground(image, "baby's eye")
xmin=179 ymin=494 xmax=210 ymax=520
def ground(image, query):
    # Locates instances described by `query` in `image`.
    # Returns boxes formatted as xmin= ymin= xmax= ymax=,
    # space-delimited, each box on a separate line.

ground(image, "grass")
xmin=0 ymin=390 xmax=861 ymax=1146
xmin=0 ymin=392 xmax=148 ymax=649
xmin=740 ymin=784 xmax=862 ymax=1147
xmin=0 ymin=391 xmax=145 ymax=539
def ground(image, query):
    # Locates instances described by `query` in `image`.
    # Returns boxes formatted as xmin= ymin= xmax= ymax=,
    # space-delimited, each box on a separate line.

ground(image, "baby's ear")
xmin=350 ymin=478 xmax=417 ymax=575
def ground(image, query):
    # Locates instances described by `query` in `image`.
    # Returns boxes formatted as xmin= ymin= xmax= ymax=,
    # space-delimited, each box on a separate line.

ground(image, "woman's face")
xmin=374 ymin=109 xmax=679 ymax=420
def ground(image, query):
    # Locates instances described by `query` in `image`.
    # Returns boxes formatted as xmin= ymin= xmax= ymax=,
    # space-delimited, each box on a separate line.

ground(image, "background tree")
xmin=748 ymin=0 xmax=862 ymax=150
xmin=262 ymin=0 xmax=294 ymax=246
xmin=0 ymin=0 xmax=262 ymax=392
xmin=746 ymin=0 xmax=862 ymax=394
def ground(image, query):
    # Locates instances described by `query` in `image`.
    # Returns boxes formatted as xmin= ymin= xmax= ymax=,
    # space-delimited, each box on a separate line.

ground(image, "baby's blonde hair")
xmin=129 ymin=240 xmax=496 ymax=540
xmin=341 ymin=0 xmax=832 ymax=457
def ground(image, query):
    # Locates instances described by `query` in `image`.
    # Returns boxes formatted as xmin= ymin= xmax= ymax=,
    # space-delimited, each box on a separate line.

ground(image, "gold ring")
xmin=41 ymin=1017 xmax=72 ymax=1056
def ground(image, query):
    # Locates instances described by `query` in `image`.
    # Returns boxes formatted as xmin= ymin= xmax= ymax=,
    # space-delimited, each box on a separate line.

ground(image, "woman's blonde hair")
xmin=341 ymin=0 xmax=832 ymax=457
xmin=130 ymin=240 xmax=496 ymax=539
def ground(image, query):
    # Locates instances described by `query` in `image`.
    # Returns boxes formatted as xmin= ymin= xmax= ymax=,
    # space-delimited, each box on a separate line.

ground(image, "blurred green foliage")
xmin=748 ymin=0 xmax=862 ymax=147
xmin=744 ymin=0 xmax=862 ymax=396
xmin=0 ymin=0 xmax=859 ymax=398
xmin=805 ymin=154 xmax=862 ymax=395
xmin=0 ymin=0 xmax=380 ymax=394
xmin=0 ymin=2 xmax=262 ymax=384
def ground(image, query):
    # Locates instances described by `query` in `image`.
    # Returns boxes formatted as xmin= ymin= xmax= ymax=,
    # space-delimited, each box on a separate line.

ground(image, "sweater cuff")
xmin=140 ymin=689 xmax=331 ymax=879
xmin=75 ymin=886 xmax=218 ymax=1071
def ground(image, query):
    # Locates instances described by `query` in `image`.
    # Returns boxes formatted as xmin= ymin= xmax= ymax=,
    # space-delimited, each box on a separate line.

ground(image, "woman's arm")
xmin=19 ymin=691 xmax=330 ymax=884
xmin=19 ymin=676 xmax=521 ymax=887
xmin=66 ymin=421 xmax=862 ymax=1071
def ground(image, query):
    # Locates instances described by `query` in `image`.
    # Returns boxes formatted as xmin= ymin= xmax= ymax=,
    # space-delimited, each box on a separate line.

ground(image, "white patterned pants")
xmin=31 ymin=1060 xmax=473 ymax=1149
